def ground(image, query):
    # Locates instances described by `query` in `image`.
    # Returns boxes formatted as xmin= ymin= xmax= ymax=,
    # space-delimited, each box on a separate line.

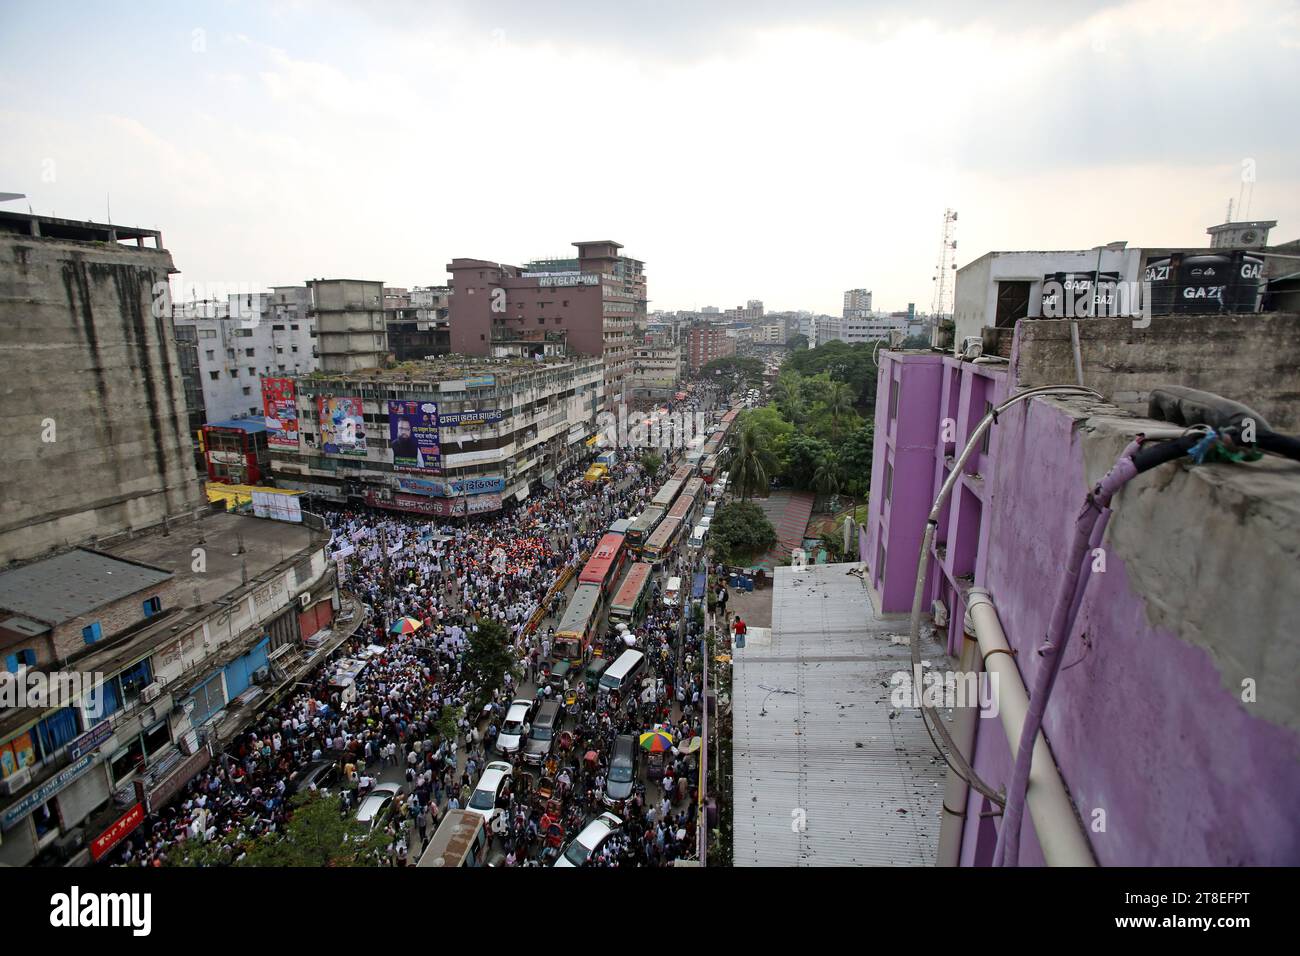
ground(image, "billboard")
xmin=261 ymin=377 xmax=300 ymax=448
xmin=318 ymin=396 xmax=367 ymax=457
xmin=387 ymin=400 xmax=441 ymax=473
xmin=395 ymin=474 xmax=504 ymax=496
xmin=439 ymin=409 xmax=503 ymax=427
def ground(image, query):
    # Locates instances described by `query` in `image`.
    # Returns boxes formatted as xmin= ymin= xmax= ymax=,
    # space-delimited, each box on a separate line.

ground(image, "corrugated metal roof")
xmin=732 ymin=563 xmax=947 ymax=866
xmin=0 ymin=549 xmax=173 ymax=625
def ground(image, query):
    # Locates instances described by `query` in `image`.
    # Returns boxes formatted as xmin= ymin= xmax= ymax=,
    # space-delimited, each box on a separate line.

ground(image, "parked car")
xmin=466 ymin=761 xmax=514 ymax=822
xmin=355 ymin=782 xmax=401 ymax=830
xmin=496 ymin=698 xmax=534 ymax=757
xmin=553 ymin=812 xmax=623 ymax=867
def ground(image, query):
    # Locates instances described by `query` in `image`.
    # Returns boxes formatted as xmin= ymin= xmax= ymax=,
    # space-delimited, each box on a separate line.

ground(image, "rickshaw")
xmin=533 ymin=774 xmax=557 ymax=809
xmin=556 ymin=729 xmax=576 ymax=758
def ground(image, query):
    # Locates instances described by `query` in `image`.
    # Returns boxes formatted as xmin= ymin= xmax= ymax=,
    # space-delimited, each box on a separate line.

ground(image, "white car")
xmin=354 ymin=782 xmax=402 ymax=830
xmin=496 ymin=698 xmax=533 ymax=757
xmin=466 ymin=761 xmax=514 ymax=821
xmin=553 ymin=812 xmax=623 ymax=867
xmin=663 ymin=576 xmax=682 ymax=607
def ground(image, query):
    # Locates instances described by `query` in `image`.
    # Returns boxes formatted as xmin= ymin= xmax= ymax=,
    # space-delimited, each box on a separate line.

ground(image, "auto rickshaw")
xmin=583 ymin=656 xmax=610 ymax=694
xmin=545 ymin=659 xmax=573 ymax=693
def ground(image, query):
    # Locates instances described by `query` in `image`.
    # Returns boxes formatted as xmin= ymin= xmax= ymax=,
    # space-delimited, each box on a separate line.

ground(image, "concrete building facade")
xmin=269 ymin=356 xmax=605 ymax=513
xmin=310 ymin=279 xmax=388 ymax=372
xmin=686 ymin=323 xmax=735 ymax=372
xmin=0 ymin=212 xmax=204 ymax=566
xmin=172 ymin=289 xmax=320 ymax=426
xmin=448 ymin=241 xmax=643 ymax=407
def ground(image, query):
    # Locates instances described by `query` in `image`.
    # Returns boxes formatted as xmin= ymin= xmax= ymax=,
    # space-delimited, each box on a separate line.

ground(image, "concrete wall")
xmin=0 ymin=235 xmax=203 ymax=565
xmin=961 ymin=397 xmax=1300 ymax=865
xmin=1013 ymin=312 xmax=1300 ymax=433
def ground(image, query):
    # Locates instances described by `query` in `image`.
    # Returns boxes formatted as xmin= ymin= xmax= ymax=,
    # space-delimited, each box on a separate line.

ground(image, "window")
xmin=884 ymin=460 xmax=893 ymax=502
xmin=209 ymin=370 xmax=220 ymax=380
xmin=248 ymin=367 xmax=256 ymax=376
xmin=143 ymin=596 xmax=162 ymax=617
xmin=889 ymin=377 xmax=899 ymax=421
xmin=242 ymin=386 xmax=252 ymax=395
xmin=200 ymin=329 xmax=217 ymax=339
xmin=230 ymin=369 xmax=239 ymax=378
xmin=4 ymin=648 xmax=36 ymax=672
xmin=118 ymin=658 xmax=153 ymax=706
xmin=226 ymin=348 xmax=236 ymax=359
xmin=245 ymin=348 xmax=256 ymax=357
xmin=272 ymin=324 xmax=285 ymax=331
xmin=36 ymin=707 xmax=81 ymax=757
xmin=276 ymin=346 xmax=283 ymax=354
xmin=82 ymin=621 xmax=103 ymax=644
xmin=109 ymin=737 xmax=145 ymax=783
xmin=291 ymin=324 xmax=299 ymax=331
xmin=249 ymin=407 xmax=259 ymax=416
xmin=291 ymin=345 xmax=298 ymax=353
xmin=205 ymin=349 xmax=215 ymax=360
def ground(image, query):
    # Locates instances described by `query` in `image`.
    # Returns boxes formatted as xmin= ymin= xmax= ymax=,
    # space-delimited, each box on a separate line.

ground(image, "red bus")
xmin=579 ymin=532 xmax=627 ymax=597
xmin=667 ymin=492 xmax=697 ymax=525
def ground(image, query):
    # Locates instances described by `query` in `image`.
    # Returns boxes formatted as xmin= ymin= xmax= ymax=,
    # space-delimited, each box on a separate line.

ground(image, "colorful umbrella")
xmin=389 ymin=616 xmax=423 ymax=634
xmin=677 ymin=736 xmax=702 ymax=755
xmin=639 ymin=730 xmax=674 ymax=753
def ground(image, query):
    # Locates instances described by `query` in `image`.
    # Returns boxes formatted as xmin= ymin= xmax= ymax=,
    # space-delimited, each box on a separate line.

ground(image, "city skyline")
xmin=1 ymin=0 xmax=1296 ymax=314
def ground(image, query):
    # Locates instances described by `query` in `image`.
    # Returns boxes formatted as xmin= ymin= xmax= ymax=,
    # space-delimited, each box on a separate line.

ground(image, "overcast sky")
xmin=2 ymin=0 xmax=1297 ymax=313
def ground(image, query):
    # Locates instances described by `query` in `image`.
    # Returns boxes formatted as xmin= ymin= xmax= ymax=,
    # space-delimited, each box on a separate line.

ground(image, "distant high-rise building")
xmin=843 ymin=288 xmax=873 ymax=319
xmin=310 ymin=279 xmax=388 ymax=372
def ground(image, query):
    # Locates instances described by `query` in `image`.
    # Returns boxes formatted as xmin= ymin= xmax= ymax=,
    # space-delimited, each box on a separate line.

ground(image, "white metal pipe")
xmin=966 ymin=588 xmax=1095 ymax=867
xmin=936 ymin=631 xmax=981 ymax=867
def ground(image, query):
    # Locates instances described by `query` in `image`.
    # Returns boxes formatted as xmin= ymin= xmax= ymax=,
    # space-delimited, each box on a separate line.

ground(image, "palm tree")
xmin=730 ymin=423 xmax=770 ymax=501
xmin=812 ymin=453 xmax=842 ymax=511
xmin=827 ymin=381 xmax=854 ymax=443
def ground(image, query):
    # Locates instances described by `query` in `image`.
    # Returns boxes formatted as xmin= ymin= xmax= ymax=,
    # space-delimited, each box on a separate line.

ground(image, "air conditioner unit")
xmin=932 ymin=599 xmax=949 ymax=629
xmin=252 ymin=666 xmax=271 ymax=684
xmin=141 ymin=682 xmax=162 ymax=703
xmin=960 ymin=336 xmax=983 ymax=361
xmin=299 ymin=592 xmax=311 ymax=610
xmin=0 ymin=767 xmax=31 ymax=795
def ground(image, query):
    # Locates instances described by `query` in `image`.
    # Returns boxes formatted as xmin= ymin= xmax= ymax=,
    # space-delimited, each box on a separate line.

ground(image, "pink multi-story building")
xmin=447 ymin=240 xmax=638 ymax=407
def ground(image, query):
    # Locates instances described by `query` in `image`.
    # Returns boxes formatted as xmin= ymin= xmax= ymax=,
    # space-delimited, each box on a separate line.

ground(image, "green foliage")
xmin=782 ymin=339 xmax=881 ymax=408
xmin=465 ymin=620 xmax=519 ymax=706
xmin=436 ymin=704 xmax=464 ymax=744
xmin=701 ymin=356 xmax=764 ymax=386
xmin=838 ymin=422 xmax=875 ymax=498
xmin=709 ymin=501 xmax=777 ymax=565
xmin=787 ymin=333 xmax=808 ymax=351
xmin=639 ymin=451 xmax=663 ymax=476
xmin=783 ymin=434 xmax=833 ymax=490
xmin=736 ymin=407 xmax=790 ymax=472
xmin=728 ymin=423 xmax=771 ymax=501
xmin=170 ymin=791 xmax=390 ymax=867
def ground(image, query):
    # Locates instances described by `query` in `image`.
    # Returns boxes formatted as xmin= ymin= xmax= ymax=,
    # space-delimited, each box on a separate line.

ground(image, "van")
xmin=522 ymin=700 xmax=562 ymax=766
xmin=688 ymin=524 xmax=708 ymax=550
xmin=598 ymin=649 xmax=646 ymax=696
xmin=703 ymin=500 xmax=717 ymax=519
xmin=418 ymin=809 xmax=490 ymax=867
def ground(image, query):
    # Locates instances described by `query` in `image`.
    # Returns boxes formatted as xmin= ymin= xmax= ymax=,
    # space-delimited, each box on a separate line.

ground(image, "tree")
xmin=169 ymin=791 xmax=390 ymax=867
xmin=839 ymin=422 xmax=875 ymax=499
xmin=464 ymin=620 xmax=518 ymax=706
xmin=709 ymin=501 xmax=777 ymax=565
xmin=782 ymin=434 xmax=832 ymax=491
xmin=701 ymin=356 xmax=764 ymax=387
xmin=812 ymin=453 xmax=842 ymax=508
xmin=737 ymin=407 xmax=790 ymax=473
xmin=787 ymin=333 xmax=809 ymax=351
xmin=729 ymin=423 xmax=770 ymax=501
xmin=827 ymin=381 xmax=855 ymax=443
xmin=640 ymin=451 xmax=662 ymax=476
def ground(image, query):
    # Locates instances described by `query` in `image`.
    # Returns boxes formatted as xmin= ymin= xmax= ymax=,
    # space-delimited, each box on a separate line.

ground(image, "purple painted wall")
xmin=865 ymin=348 xmax=1300 ymax=865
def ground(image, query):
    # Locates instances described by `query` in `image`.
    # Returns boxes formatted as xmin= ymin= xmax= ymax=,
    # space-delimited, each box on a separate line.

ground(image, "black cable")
xmin=1131 ymin=434 xmax=1199 ymax=473
xmin=1257 ymin=429 xmax=1300 ymax=462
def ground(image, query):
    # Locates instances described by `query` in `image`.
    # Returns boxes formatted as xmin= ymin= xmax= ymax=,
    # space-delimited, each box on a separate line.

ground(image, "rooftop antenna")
xmin=931 ymin=208 xmax=958 ymax=328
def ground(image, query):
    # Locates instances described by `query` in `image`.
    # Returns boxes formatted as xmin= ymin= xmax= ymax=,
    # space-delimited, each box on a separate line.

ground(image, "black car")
xmin=287 ymin=759 xmax=339 ymax=797
xmin=603 ymin=734 xmax=637 ymax=806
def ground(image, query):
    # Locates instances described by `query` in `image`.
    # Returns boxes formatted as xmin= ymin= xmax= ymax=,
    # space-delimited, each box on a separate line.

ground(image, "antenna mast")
xmin=931 ymin=208 xmax=958 ymax=325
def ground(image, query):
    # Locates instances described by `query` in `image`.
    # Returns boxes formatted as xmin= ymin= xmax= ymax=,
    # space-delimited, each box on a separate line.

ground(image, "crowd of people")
xmin=108 ymin=390 xmax=727 ymax=868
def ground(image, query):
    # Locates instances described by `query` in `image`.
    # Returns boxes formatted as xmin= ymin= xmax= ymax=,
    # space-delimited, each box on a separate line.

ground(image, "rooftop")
xmin=0 ymin=210 xmax=163 ymax=246
xmin=296 ymin=353 xmax=599 ymax=386
xmin=731 ymin=562 xmax=947 ymax=866
xmin=0 ymin=549 xmax=173 ymax=626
